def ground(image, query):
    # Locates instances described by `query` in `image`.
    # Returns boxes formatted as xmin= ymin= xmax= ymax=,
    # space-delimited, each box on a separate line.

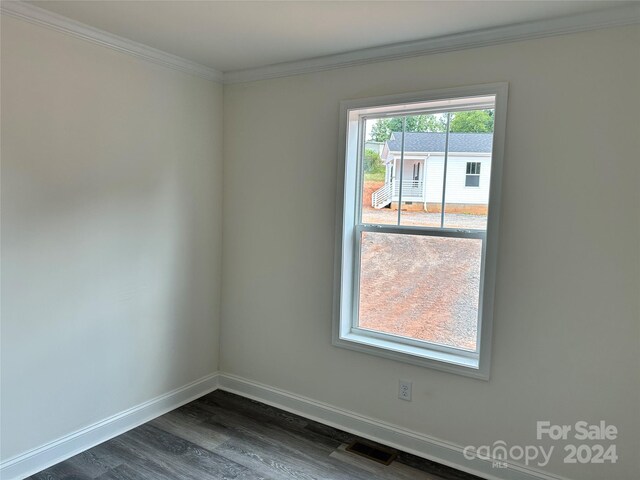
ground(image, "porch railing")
xmin=371 ymin=180 xmax=424 ymax=209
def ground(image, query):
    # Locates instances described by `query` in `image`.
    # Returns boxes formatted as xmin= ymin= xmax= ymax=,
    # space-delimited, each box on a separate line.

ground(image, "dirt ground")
xmin=358 ymin=233 xmax=481 ymax=350
xmin=362 ymin=179 xmax=385 ymax=209
xmin=358 ymin=180 xmax=484 ymax=351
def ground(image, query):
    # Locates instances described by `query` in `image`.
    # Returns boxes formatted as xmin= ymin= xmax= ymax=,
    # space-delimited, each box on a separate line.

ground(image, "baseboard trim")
xmin=0 ymin=372 xmax=220 ymax=480
xmin=217 ymin=373 xmax=569 ymax=480
xmin=2 ymin=372 xmax=571 ymax=480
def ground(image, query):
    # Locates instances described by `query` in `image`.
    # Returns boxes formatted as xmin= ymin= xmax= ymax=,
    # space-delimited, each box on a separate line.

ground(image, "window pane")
xmin=398 ymin=151 xmax=444 ymax=228
xmin=465 ymin=175 xmax=480 ymax=187
xmin=361 ymin=117 xmax=401 ymax=225
xmin=391 ymin=113 xmax=447 ymax=228
xmin=358 ymin=231 xmax=482 ymax=351
xmin=442 ymin=110 xmax=494 ymax=230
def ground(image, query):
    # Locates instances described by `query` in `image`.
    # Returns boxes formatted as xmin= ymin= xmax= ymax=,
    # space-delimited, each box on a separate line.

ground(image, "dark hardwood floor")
xmin=29 ymin=391 xmax=483 ymax=480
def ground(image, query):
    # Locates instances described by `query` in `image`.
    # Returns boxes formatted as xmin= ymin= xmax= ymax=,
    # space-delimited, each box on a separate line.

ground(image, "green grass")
xmin=364 ymin=171 xmax=386 ymax=182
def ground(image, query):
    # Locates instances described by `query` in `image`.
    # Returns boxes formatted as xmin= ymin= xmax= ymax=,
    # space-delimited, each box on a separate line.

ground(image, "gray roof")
xmin=386 ymin=132 xmax=493 ymax=153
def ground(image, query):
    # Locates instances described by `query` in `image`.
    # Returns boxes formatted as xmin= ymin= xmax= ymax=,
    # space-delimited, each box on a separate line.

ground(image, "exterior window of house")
xmin=333 ymin=84 xmax=507 ymax=378
xmin=466 ymin=162 xmax=481 ymax=187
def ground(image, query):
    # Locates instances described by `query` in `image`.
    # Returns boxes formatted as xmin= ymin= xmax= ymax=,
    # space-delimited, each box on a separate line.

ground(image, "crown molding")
xmin=2 ymin=1 xmax=638 ymax=86
xmin=0 ymin=1 xmax=223 ymax=83
xmin=223 ymin=4 xmax=640 ymax=84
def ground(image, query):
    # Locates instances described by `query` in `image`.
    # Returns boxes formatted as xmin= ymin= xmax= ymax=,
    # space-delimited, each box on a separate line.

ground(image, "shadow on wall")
xmin=2 ymin=147 xmax=218 ymax=458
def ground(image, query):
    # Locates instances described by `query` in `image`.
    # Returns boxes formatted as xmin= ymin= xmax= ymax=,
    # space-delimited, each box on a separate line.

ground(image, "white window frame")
xmin=332 ymin=83 xmax=508 ymax=380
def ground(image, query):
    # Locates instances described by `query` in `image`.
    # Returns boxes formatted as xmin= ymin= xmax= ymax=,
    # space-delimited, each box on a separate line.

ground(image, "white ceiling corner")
xmin=1 ymin=1 xmax=224 ymax=82
xmin=1 ymin=1 xmax=638 ymax=84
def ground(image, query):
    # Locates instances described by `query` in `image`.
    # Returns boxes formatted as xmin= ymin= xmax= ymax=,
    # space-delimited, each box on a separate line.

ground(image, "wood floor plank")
xmin=214 ymin=439 xmax=340 ymax=480
xmin=149 ymin=408 xmax=229 ymax=452
xmin=29 ymin=390 xmax=482 ymax=480
xmin=29 ymin=462 xmax=93 ymax=480
xmin=192 ymin=402 xmax=386 ymax=480
xmin=213 ymin=427 xmax=372 ymax=480
xmin=196 ymin=392 xmax=311 ymax=434
xmin=89 ymin=442 xmax=181 ymax=480
xmin=94 ymin=462 xmax=172 ymax=480
xmin=117 ymin=423 xmax=266 ymax=480
xmin=200 ymin=402 xmax=340 ymax=453
xmin=395 ymin=451 xmax=486 ymax=480
xmin=330 ymin=444 xmax=443 ymax=480
xmin=193 ymin=394 xmax=348 ymax=453
xmin=198 ymin=406 xmax=373 ymax=479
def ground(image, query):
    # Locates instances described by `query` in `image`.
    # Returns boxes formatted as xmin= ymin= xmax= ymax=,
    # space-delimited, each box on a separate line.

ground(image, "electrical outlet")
xmin=398 ymin=380 xmax=412 ymax=401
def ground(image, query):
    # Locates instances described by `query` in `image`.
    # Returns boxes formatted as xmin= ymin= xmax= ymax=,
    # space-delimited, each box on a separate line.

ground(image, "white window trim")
xmin=332 ymin=83 xmax=508 ymax=380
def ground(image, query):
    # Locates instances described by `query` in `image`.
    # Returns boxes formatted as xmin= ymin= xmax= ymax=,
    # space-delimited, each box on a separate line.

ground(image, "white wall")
xmin=1 ymin=15 xmax=223 ymax=460
xmin=423 ymin=155 xmax=492 ymax=204
xmin=222 ymin=25 xmax=640 ymax=480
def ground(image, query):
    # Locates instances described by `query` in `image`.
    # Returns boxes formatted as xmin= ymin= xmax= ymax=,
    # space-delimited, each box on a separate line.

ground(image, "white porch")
xmin=371 ymin=179 xmax=426 ymax=209
xmin=372 ymin=156 xmax=426 ymax=209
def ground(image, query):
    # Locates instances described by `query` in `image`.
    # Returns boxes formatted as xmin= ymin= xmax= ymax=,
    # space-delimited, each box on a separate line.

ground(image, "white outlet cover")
xmin=398 ymin=380 xmax=412 ymax=401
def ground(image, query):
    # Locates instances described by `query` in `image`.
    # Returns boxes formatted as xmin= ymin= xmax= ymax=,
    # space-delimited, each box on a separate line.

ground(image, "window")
xmin=466 ymin=162 xmax=481 ymax=187
xmin=333 ymin=84 xmax=507 ymax=379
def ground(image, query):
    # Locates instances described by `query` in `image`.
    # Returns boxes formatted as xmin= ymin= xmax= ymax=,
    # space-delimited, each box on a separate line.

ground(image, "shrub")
xmin=364 ymin=149 xmax=384 ymax=174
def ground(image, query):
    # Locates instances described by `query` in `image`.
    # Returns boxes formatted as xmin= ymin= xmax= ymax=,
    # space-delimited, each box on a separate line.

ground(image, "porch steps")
xmin=372 ymin=183 xmax=393 ymax=209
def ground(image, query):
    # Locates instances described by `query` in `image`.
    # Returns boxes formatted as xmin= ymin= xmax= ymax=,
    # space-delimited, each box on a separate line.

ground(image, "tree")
xmin=449 ymin=110 xmax=494 ymax=133
xmin=364 ymin=149 xmax=384 ymax=174
xmin=368 ymin=110 xmax=494 ymax=141
xmin=369 ymin=115 xmax=446 ymax=142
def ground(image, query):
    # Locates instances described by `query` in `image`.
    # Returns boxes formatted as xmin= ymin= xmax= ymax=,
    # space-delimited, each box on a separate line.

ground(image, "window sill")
xmin=333 ymin=329 xmax=489 ymax=380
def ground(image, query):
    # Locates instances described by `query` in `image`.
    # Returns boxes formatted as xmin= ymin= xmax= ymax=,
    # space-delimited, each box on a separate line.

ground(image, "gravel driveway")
xmin=363 ymin=209 xmax=487 ymax=230
xmin=358 ymin=226 xmax=482 ymax=351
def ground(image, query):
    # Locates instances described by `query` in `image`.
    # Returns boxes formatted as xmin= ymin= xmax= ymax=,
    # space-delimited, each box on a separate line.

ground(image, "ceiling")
xmin=28 ymin=1 xmax=627 ymax=73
